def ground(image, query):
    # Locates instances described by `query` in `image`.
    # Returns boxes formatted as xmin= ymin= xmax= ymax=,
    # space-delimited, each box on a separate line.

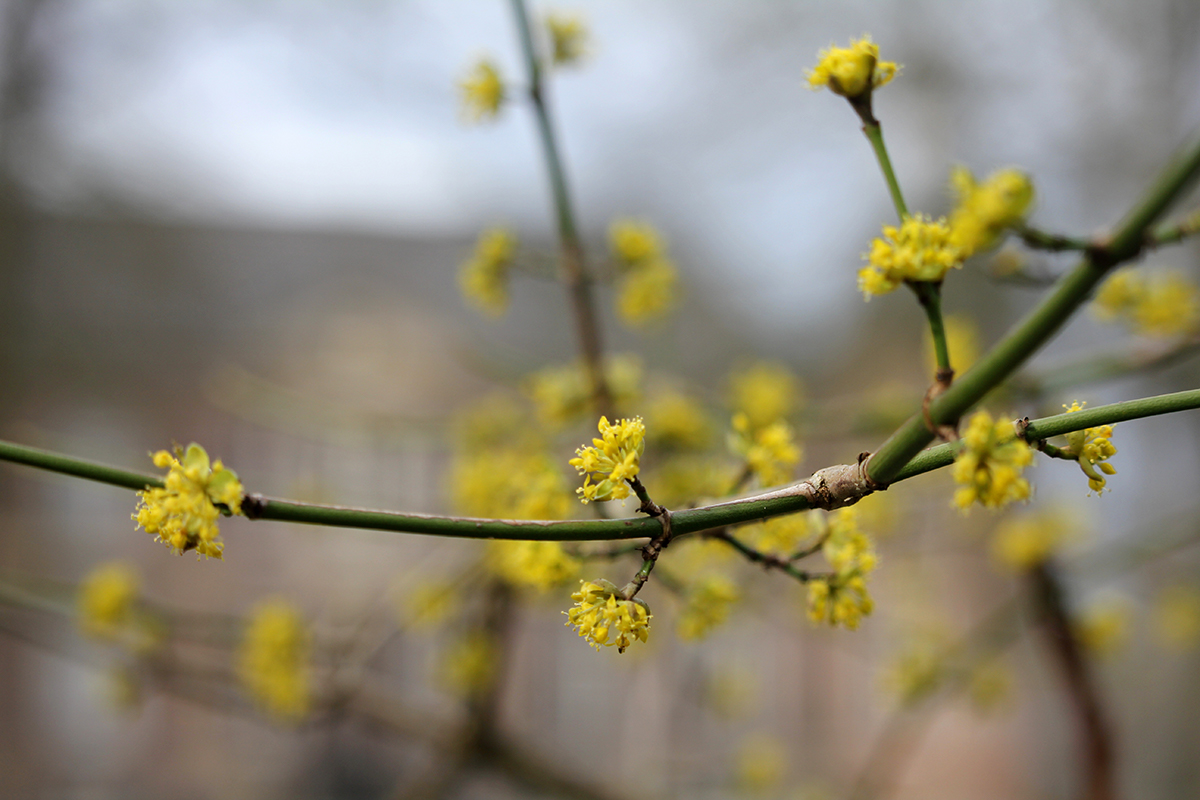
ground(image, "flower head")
xmin=569 ymin=416 xmax=646 ymax=503
xmin=729 ymin=412 xmax=801 ymax=487
xmin=459 ymin=228 xmax=517 ymax=316
xmin=859 ymin=214 xmax=962 ymax=299
xmin=609 ymin=219 xmax=664 ymax=267
xmin=806 ymin=509 xmax=877 ymax=630
xmin=1062 ymin=401 xmax=1117 ymax=494
xmin=947 ymin=166 xmax=1034 ymax=257
xmin=459 ymin=58 xmax=506 ymax=122
xmin=807 ymin=35 xmax=899 ymax=99
xmin=238 ymin=600 xmax=311 ymax=722
xmin=133 ymin=443 xmax=243 ymax=559
xmin=1092 ymin=268 xmax=1200 ymax=338
xmin=545 ymin=12 xmax=589 ymax=66
xmin=78 ymin=562 xmax=139 ymax=640
xmin=565 ymin=579 xmax=651 ymax=652
xmin=676 ymin=575 xmax=740 ymax=641
xmin=951 ymin=411 xmax=1034 ymax=511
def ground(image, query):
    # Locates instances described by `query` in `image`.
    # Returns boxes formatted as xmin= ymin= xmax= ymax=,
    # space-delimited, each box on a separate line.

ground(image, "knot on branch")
xmin=800 ymin=455 xmax=881 ymax=511
xmin=241 ymin=494 xmax=267 ymax=520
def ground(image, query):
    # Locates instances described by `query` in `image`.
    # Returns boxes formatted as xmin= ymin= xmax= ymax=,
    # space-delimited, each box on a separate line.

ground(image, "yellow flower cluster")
xmin=608 ymin=219 xmax=678 ymax=326
xmin=565 ymin=579 xmax=651 ymax=653
xmin=729 ymin=412 xmax=801 ymax=487
xmin=947 ymin=166 xmax=1034 ymax=257
xmin=399 ymin=580 xmax=460 ymax=630
xmin=1062 ymin=401 xmax=1117 ymax=494
xmin=676 ymin=575 xmax=740 ymax=641
xmin=452 ymin=449 xmax=571 ymax=520
xmin=807 ymin=509 xmax=877 ymax=630
xmin=78 ymin=562 xmax=139 ymax=641
xmin=990 ymin=510 xmax=1077 ymax=571
xmin=439 ymin=632 xmax=497 ymax=698
xmin=806 ymin=35 xmax=899 ymax=99
xmin=570 ymin=416 xmax=646 ymax=503
xmin=728 ymin=361 xmax=801 ymax=430
xmin=742 ymin=513 xmax=811 ymax=556
xmin=545 ymin=12 xmax=589 ymax=66
xmin=133 ymin=444 xmax=243 ymax=559
xmin=644 ymin=389 xmax=713 ymax=451
xmin=646 ymin=456 xmax=732 ymax=509
xmin=525 ymin=354 xmax=642 ymax=427
xmin=488 ymin=540 xmax=580 ymax=591
xmin=1092 ymin=267 xmax=1200 ymax=337
xmin=459 ymin=228 xmax=518 ymax=316
xmin=238 ymin=600 xmax=311 ymax=722
xmin=859 ymin=214 xmax=963 ymax=299
xmin=459 ymin=58 xmax=505 ymax=122
xmin=951 ymin=411 xmax=1034 ymax=511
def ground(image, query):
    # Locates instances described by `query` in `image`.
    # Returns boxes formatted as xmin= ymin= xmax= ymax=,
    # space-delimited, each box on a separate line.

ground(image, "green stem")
xmin=890 ymin=388 xmax=1200 ymax=482
xmin=1148 ymin=207 xmax=1200 ymax=247
xmin=1018 ymin=225 xmax=1094 ymax=253
xmin=862 ymin=121 xmax=908 ymax=220
xmin=913 ymin=282 xmax=951 ymax=375
xmin=509 ymin=0 xmax=612 ymax=415
xmin=0 ymin=440 xmax=161 ymax=491
xmin=867 ymin=134 xmax=1200 ymax=485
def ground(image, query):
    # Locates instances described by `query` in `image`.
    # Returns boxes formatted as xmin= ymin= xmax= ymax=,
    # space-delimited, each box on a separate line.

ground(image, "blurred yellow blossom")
xmin=735 ymin=733 xmax=788 ymax=794
xmin=881 ymin=642 xmax=943 ymax=705
xmin=741 ymin=513 xmax=812 ymax=556
xmin=545 ymin=12 xmax=588 ymax=66
xmin=452 ymin=392 xmax=532 ymax=452
xmin=947 ymin=166 xmax=1034 ymax=257
xmin=729 ymin=362 xmax=801 ymax=431
xmin=399 ymin=580 xmax=461 ymax=630
xmin=729 ymin=412 xmax=801 ymax=487
xmin=644 ymin=389 xmax=713 ymax=451
xmin=451 ymin=449 xmax=571 ymax=520
xmin=458 ymin=228 xmax=517 ymax=316
xmin=925 ymin=314 xmax=980 ymax=376
xmin=569 ymin=416 xmax=646 ymax=503
xmin=669 ymin=535 xmax=738 ymax=575
xmin=859 ymin=214 xmax=963 ymax=299
xmin=565 ymin=579 xmax=651 ymax=653
xmin=807 ymin=509 xmax=877 ymax=630
xmin=458 ymin=58 xmax=505 ymax=122
xmin=439 ymin=632 xmax=497 ymax=698
xmin=617 ymin=257 xmax=678 ymax=326
xmin=990 ymin=510 xmax=1078 ymax=571
xmin=488 ymin=540 xmax=580 ymax=591
xmin=704 ymin=666 xmax=759 ymax=719
xmin=609 ymin=219 xmax=664 ymax=267
xmin=78 ymin=562 xmax=139 ymax=641
xmin=133 ymin=443 xmax=243 ymax=560
xmin=646 ymin=455 xmax=733 ymax=509
xmin=1153 ymin=585 xmax=1200 ymax=651
xmin=806 ymin=35 xmax=898 ymax=99
xmin=1062 ymin=401 xmax=1117 ymax=495
xmin=1074 ymin=598 xmax=1130 ymax=658
xmin=1092 ymin=268 xmax=1200 ymax=337
xmin=525 ymin=354 xmax=642 ymax=427
xmin=951 ymin=411 xmax=1034 ymax=511
xmin=238 ymin=599 xmax=311 ymax=722
xmin=676 ymin=575 xmax=740 ymax=641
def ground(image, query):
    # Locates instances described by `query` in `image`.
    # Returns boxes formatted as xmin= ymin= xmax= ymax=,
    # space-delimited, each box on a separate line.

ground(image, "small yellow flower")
xmin=729 ymin=412 xmax=801 ymax=487
xmin=617 ymin=258 xmax=678 ymax=326
xmin=1153 ymin=585 xmax=1200 ymax=651
xmin=439 ymin=631 xmax=497 ymax=698
xmin=1062 ymin=401 xmax=1117 ymax=494
xmin=947 ymin=166 xmax=1035 ymax=257
xmin=609 ymin=219 xmax=664 ymax=267
xmin=1092 ymin=267 xmax=1200 ymax=337
xmin=951 ymin=411 xmax=1034 ymax=511
xmin=728 ymin=361 xmax=802 ymax=431
xmin=78 ymin=562 xmax=139 ymax=640
xmin=545 ymin=12 xmax=589 ymax=66
xmin=676 ymin=575 xmax=740 ymax=641
xmin=990 ymin=510 xmax=1078 ymax=571
xmin=565 ymin=579 xmax=651 ymax=653
xmin=569 ymin=416 xmax=646 ymax=503
xmin=859 ymin=214 xmax=963 ymax=299
xmin=238 ymin=599 xmax=311 ymax=722
xmin=133 ymin=443 xmax=243 ymax=559
xmin=488 ymin=540 xmax=580 ymax=591
xmin=458 ymin=228 xmax=517 ymax=316
xmin=458 ymin=58 xmax=505 ymax=122
xmin=806 ymin=35 xmax=899 ymax=99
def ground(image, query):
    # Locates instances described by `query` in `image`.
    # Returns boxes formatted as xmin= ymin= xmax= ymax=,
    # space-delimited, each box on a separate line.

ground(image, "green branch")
xmin=866 ymin=134 xmax=1200 ymax=485
xmin=0 ymin=440 xmax=162 ymax=491
xmin=862 ymin=121 xmax=908 ymax=220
